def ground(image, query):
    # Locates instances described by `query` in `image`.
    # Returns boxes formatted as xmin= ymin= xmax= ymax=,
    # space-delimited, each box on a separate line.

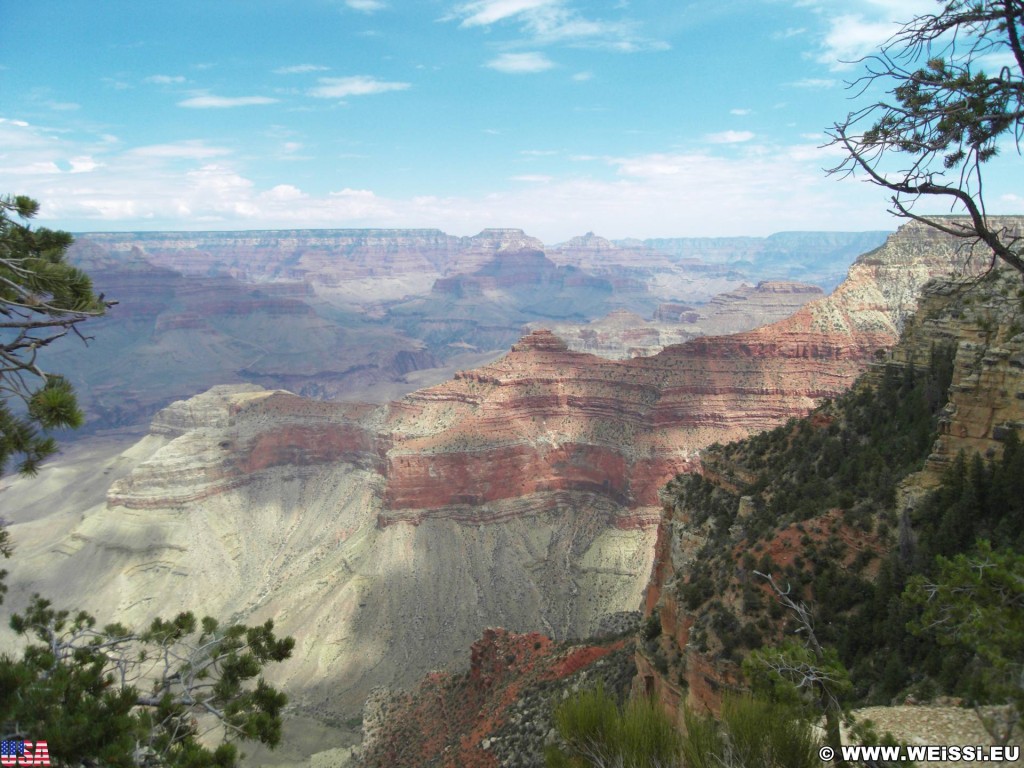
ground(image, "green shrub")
xmin=547 ymin=683 xmax=681 ymax=768
xmin=682 ymin=695 xmax=820 ymax=768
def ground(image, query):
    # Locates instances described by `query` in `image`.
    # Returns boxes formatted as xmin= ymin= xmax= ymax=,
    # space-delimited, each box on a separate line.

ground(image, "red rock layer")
xmin=357 ymin=628 xmax=629 ymax=768
xmin=370 ymin=222 xmax=979 ymax=525
xmin=112 ymin=222 xmax=978 ymax=534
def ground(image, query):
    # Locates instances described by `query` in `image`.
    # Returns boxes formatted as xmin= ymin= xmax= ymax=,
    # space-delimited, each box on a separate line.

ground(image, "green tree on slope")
xmin=905 ymin=541 xmax=1024 ymax=743
xmin=0 ymin=194 xmax=110 ymax=474
xmin=0 ymin=195 xmax=295 ymax=766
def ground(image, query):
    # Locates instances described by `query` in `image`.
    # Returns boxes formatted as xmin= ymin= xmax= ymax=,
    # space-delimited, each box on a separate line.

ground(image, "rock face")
xmin=376 ymin=221 xmax=974 ymax=526
xmin=62 ymin=226 xmax=891 ymax=437
xmin=80 ymin=228 xmax=546 ymax=302
xmin=57 ymin=242 xmax=441 ymax=433
xmin=356 ymin=627 xmax=638 ymax=768
xmin=0 ymin=220 xmax=978 ymax=736
xmin=634 ymin=219 xmax=1024 ymax=725
xmin=624 ymin=230 xmax=892 ymax=290
xmin=547 ymin=281 xmax=826 ymax=359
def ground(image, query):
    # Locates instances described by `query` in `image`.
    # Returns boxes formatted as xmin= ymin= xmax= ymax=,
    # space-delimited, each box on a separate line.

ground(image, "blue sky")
xmin=1 ymin=0 xmax=1020 ymax=242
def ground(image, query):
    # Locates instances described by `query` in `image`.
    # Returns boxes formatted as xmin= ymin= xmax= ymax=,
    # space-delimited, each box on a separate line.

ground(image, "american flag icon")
xmin=0 ymin=742 xmax=23 ymax=757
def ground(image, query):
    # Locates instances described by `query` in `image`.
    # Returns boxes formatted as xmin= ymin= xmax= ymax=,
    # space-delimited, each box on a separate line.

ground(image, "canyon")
xmin=0 ymin=220 xmax=975 ymax=764
xmin=352 ymin=222 xmax=1024 ymax=768
xmin=54 ymin=228 xmax=884 ymax=436
xmin=636 ymin=221 xmax=1024 ymax=728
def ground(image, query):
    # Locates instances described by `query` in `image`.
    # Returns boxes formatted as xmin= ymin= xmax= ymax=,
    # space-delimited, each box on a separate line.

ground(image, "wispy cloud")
xmin=454 ymin=0 xmax=558 ymax=27
xmin=145 ymin=75 xmax=187 ymax=84
xmin=346 ymin=0 xmax=387 ymax=11
xmin=787 ymin=78 xmax=836 ymax=89
xmin=730 ymin=108 xmax=752 ymax=116
xmin=775 ymin=26 xmax=806 ymax=39
xmin=308 ymin=75 xmax=411 ymax=98
xmin=127 ymin=140 xmax=232 ymax=159
xmin=572 ymin=71 xmax=593 ymax=81
xmin=808 ymin=1 xmax=935 ymax=70
xmin=705 ymin=130 xmax=755 ymax=144
xmin=177 ymin=95 xmax=278 ymax=108
xmin=0 ymin=109 xmax=904 ymax=241
xmin=486 ymin=52 xmax=554 ymax=73
xmin=449 ymin=0 xmax=666 ymax=52
xmin=274 ymin=64 xmax=329 ymax=75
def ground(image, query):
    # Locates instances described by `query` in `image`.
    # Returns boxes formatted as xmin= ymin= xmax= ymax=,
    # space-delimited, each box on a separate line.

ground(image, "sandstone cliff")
xmin=63 ymin=227 xmax=892 ymax=437
xmin=545 ymin=281 xmax=825 ymax=359
xmin=0 ymin=221 xmax=976 ymax=739
xmin=634 ymin=219 xmax=1024 ymax=726
xmin=357 ymin=626 xmax=638 ymax=768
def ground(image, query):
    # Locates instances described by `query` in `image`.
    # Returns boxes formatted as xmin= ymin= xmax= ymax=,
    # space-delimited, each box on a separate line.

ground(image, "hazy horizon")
xmin=3 ymin=1 xmax=1021 ymax=241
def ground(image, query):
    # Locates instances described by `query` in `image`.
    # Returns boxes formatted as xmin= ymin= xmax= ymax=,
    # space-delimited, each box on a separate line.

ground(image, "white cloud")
xmin=264 ymin=184 xmax=306 ymax=201
xmin=730 ymin=108 xmax=752 ymax=116
xmin=788 ymin=78 xmax=836 ymax=89
xmin=774 ymin=27 xmax=806 ymax=39
xmin=145 ymin=75 xmax=187 ymax=84
xmin=346 ymin=0 xmax=386 ymax=11
xmin=486 ymin=52 xmax=554 ymax=73
xmin=809 ymin=1 xmax=934 ymax=70
xmin=705 ymin=130 xmax=755 ymax=144
xmin=455 ymin=0 xmax=558 ymax=27
xmin=572 ymin=71 xmax=593 ymax=81
xmin=308 ymin=76 xmax=411 ymax=98
xmin=274 ymin=64 xmax=329 ymax=74
xmin=0 ymin=112 xmax=911 ymax=241
xmin=449 ymin=0 xmax=665 ymax=52
xmin=177 ymin=95 xmax=278 ymax=108
xmin=126 ymin=141 xmax=232 ymax=160
xmin=819 ymin=14 xmax=895 ymax=67
xmin=69 ymin=156 xmax=100 ymax=173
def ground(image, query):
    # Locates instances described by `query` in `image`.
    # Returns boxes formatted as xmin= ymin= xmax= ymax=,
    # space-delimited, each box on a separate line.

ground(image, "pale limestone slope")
xmin=0 ymin=385 xmax=654 ymax=720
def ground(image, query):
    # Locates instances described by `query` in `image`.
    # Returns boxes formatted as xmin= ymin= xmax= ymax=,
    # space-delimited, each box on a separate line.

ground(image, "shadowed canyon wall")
xmin=0 ymin=221 xmax=969 ymax=733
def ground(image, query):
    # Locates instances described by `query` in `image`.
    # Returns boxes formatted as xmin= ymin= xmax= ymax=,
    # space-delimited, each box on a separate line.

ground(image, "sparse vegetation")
xmin=682 ymin=695 xmax=820 ymax=768
xmin=545 ymin=683 xmax=681 ymax=768
xmin=0 ymin=592 xmax=294 ymax=767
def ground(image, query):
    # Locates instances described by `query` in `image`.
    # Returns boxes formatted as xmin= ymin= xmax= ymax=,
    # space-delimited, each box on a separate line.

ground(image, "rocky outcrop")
xmin=890 ymin=265 xmax=1024 ymax=479
xmin=432 ymin=250 xmax=611 ymax=301
xmin=634 ymin=219 xmax=1024 ymax=725
xmin=379 ymin=222 xmax=974 ymax=525
xmin=59 ymin=240 xmax=459 ymax=434
xmin=625 ymin=230 xmax=891 ymax=289
xmin=63 ymin=226 xmax=896 ymax=438
xmin=107 ymin=386 xmax=387 ymax=510
xmin=1 ymin=219 xmax=985 ymax=733
xmin=80 ymin=228 xmax=546 ymax=302
xmin=547 ymin=281 xmax=825 ymax=359
xmin=356 ymin=628 xmax=638 ymax=768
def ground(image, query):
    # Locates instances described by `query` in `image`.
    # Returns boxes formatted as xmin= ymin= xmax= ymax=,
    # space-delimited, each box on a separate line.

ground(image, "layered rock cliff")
xmin=357 ymin=626 xmax=639 ymax=768
xmin=63 ymin=226 xmax=893 ymax=437
xmin=0 ymin=220 xmax=980 ymax=742
xmin=635 ymin=220 xmax=1024 ymax=725
xmin=546 ymin=281 xmax=825 ymax=359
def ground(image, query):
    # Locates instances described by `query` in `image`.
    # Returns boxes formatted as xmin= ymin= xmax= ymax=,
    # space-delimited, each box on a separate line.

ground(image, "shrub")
xmin=682 ymin=695 xmax=820 ymax=768
xmin=547 ymin=683 xmax=681 ymax=768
